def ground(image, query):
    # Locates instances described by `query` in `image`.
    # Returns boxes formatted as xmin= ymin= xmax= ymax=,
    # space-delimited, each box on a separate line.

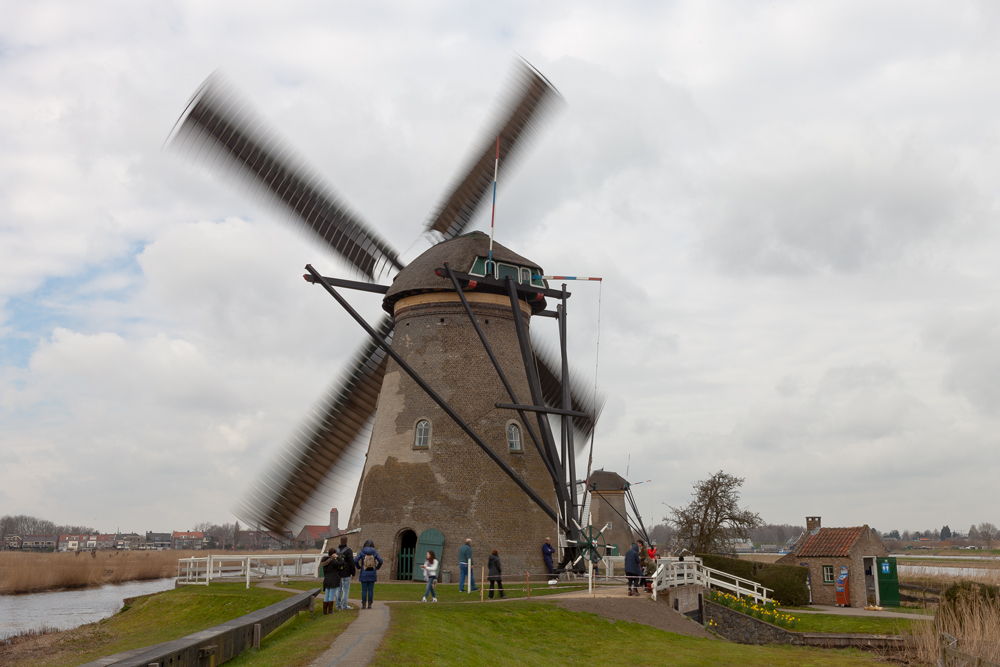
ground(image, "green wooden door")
xmin=876 ymin=557 xmax=899 ymax=607
xmin=413 ymin=529 xmax=445 ymax=581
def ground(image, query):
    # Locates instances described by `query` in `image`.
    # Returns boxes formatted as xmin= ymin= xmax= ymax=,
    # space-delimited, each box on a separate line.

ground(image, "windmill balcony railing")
xmin=177 ymin=554 xmax=324 ymax=589
xmin=650 ymin=558 xmax=772 ymax=605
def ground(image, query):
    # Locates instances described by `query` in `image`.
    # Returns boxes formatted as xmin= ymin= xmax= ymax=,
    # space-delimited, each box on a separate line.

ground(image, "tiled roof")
xmin=796 ymin=527 xmax=865 ymax=557
xmin=300 ymin=525 xmax=329 ymax=539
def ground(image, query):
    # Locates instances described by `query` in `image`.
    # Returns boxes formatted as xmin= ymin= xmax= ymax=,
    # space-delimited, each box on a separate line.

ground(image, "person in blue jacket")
xmin=353 ymin=539 xmax=383 ymax=609
xmin=624 ymin=542 xmax=642 ymax=596
xmin=542 ymin=537 xmax=556 ymax=574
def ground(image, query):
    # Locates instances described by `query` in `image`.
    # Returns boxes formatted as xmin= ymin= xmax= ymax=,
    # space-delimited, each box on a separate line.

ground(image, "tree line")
xmin=0 ymin=514 xmax=96 ymax=537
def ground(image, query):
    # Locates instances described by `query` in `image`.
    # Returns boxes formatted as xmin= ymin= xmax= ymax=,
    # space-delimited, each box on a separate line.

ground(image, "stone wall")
xmin=704 ymin=600 xmax=803 ymax=645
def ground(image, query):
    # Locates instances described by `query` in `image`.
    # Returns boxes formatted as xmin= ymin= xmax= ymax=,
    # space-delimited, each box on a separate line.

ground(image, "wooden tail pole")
xmin=487 ymin=136 xmax=499 ymax=275
xmin=481 ymin=567 xmax=485 ymax=602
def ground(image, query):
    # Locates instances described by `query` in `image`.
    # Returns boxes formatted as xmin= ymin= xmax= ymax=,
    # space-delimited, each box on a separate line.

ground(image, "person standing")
xmin=353 ymin=539 xmax=383 ymax=609
xmin=637 ymin=539 xmax=650 ymax=592
xmin=420 ymin=550 xmax=439 ymax=603
xmin=320 ymin=548 xmax=344 ymax=614
xmin=542 ymin=537 xmax=556 ymax=574
xmin=458 ymin=538 xmax=478 ymax=592
xmin=488 ymin=549 xmax=505 ymax=599
xmin=335 ymin=536 xmax=355 ymax=611
xmin=624 ymin=542 xmax=641 ymax=596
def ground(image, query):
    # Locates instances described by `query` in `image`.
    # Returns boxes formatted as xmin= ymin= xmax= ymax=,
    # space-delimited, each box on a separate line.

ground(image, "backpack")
xmin=363 ymin=552 xmax=376 ymax=570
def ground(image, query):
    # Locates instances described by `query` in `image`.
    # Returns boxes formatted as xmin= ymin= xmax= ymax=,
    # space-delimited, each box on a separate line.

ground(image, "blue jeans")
xmin=336 ymin=577 xmax=351 ymax=609
xmin=424 ymin=576 xmax=436 ymax=600
xmin=360 ymin=580 xmax=375 ymax=604
xmin=459 ymin=562 xmax=477 ymax=591
xmin=324 ymin=587 xmax=336 ymax=602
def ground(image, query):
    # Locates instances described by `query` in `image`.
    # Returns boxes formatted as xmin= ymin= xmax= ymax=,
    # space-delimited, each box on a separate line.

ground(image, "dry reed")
xmin=0 ymin=550 xmax=203 ymax=594
xmin=907 ymin=585 xmax=1000 ymax=665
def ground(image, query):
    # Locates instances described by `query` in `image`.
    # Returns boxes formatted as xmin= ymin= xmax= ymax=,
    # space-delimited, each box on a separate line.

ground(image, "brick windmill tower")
xmin=168 ymin=61 xmax=603 ymax=577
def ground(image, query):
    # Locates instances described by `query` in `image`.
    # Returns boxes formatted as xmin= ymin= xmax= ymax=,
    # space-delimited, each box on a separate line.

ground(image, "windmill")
xmin=167 ymin=61 xmax=604 ymax=576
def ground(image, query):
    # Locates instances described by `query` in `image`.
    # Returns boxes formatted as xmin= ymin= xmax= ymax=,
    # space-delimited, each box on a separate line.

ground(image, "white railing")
xmin=651 ymin=558 xmax=772 ymax=605
xmin=177 ymin=554 xmax=324 ymax=589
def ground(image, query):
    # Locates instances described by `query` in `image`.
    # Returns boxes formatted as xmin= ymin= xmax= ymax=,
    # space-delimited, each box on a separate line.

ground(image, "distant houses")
xmin=293 ymin=508 xmax=345 ymax=550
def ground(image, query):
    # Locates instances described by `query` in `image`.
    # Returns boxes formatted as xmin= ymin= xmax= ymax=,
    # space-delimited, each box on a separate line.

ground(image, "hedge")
xmin=697 ymin=554 xmax=810 ymax=606
xmin=943 ymin=580 xmax=1000 ymax=605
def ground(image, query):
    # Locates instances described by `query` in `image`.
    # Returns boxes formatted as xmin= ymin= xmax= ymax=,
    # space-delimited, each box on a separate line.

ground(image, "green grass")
xmin=227 ymin=605 xmax=355 ymax=667
xmin=282 ymin=579 xmax=592 ymax=601
xmin=783 ymin=613 xmax=927 ymax=635
xmin=8 ymin=583 xmax=344 ymax=667
xmin=369 ymin=603 xmax=883 ymax=666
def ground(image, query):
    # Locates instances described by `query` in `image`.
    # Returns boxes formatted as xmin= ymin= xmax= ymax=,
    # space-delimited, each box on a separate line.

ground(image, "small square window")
xmin=822 ymin=565 xmax=835 ymax=583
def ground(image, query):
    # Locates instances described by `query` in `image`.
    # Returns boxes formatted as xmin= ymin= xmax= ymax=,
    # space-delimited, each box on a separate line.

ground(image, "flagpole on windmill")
xmin=487 ymin=136 xmax=499 ymax=276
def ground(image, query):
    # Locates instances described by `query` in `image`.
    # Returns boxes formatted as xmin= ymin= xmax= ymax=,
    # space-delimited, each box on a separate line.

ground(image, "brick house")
xmin=236 ymin=530 xmax=284 ymax=550
xmin=145 ymin=532 xmax=172 ymax=549
xmin=172 ymin=531 xmax=204 ymax=550
xmin=4 ymin=535 xmax=23 ymax=550
xmin=22 ymin=535 xmax=59 ymax=551
xmin=777 ymin=517 xmax=889 ymax=607
xmin=295 ymin=509 xmax=344 ymax=549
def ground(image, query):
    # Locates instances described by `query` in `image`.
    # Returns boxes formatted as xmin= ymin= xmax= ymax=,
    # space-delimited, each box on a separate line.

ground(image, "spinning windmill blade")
xmin=166 ymin=73 xmax=402 ymax=281
xmin=168 ymin=62 xmax=598 ymax=536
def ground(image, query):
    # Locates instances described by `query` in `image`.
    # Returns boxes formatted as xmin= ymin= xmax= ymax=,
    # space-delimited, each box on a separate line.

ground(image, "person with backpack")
xmin=335 ymin=536 xmax=355 ymax=611
xmin=487 ymin=549 xmax=505 ymax=599
xmin=354 ymin=539 xmax=383 ymax=609
xmin=420 ymin=550 xmax=439 ymax=603
xmin=319 ymin=548 xmax=344 ymax=614
xmin=458 ymin=538 xmax=478 ymax=592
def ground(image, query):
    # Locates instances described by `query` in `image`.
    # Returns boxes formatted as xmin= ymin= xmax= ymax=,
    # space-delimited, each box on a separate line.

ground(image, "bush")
xmin=698 ymin=554 xmax=810 ymax=606
xmin=943 ymin=580 xmax=1000 ymax=606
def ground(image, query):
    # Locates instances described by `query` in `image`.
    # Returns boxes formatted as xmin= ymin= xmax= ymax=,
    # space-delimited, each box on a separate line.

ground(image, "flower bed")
xmin=706 ymin=590 xmax=798 ymax=629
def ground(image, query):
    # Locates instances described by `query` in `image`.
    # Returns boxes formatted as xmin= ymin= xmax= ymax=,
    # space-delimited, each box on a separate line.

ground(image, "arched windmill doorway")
xmin=396 ymin=529 xmax=417 ymax=580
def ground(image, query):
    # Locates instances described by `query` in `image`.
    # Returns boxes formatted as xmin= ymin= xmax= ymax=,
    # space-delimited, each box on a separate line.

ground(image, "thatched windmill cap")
xmin=383 ymin=231 xmax=547 ymax=314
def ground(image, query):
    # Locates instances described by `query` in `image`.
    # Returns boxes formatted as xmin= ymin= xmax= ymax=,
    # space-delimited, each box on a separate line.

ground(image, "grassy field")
xmin=283 ymin=579 xmax=592 ymax=601
xmin=783 ymin=612 xmax=926 ymax=635
xmin=1 ymin=583 xmax=348 ymax=667
xmin=369 ymin=602 xmax=884 ymax=666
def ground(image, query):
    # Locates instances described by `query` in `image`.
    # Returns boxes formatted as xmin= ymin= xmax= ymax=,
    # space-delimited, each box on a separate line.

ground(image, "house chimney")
xmin=329 ymin=508 xmax=339 ymax=535
xmin=806 ymin=516 xmax=821 ymax=533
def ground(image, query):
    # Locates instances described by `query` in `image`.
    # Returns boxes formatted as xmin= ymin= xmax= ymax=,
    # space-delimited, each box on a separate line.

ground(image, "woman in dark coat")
xmin=319 ymin=548 xmax=344 ymax=614
xmin=487 ymin=549 xmax=505 ymax=599
xmin=353 ymin=539 xmax=383 ymax=610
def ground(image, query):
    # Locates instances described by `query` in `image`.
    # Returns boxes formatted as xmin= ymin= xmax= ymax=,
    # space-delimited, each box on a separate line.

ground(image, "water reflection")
xmin=0 ymin=577 xmax=175 ymax=640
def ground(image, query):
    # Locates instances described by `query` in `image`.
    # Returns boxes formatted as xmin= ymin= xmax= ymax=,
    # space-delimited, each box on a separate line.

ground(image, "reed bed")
xmin=0 ymin=550 xmax=201 ymax=594
xmin=908 ymin=588 xmax=1000 ymax=664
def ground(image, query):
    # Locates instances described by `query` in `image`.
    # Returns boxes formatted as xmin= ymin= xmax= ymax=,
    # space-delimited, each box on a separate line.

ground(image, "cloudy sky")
xmin=3 ymin=1 xmax=999 ymax=536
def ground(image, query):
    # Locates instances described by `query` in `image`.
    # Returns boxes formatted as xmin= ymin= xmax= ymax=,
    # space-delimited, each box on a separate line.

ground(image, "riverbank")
xmin=0 ymin=551 xmax=195 ymax=595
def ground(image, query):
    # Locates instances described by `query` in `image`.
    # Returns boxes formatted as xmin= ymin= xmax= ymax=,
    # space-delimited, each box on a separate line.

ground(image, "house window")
xmin=414 ymin=420 xmax=431 ymax=449
xmin=823 ymin=565 xmax=835 ymax=583
xmin=520 ymin=267 xmax=531 ymax=284
xmin=507 ymin=423 xmax=522 ymax=452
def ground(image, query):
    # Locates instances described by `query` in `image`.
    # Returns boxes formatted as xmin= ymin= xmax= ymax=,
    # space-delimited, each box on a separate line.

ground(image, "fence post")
xmin=246 ymin=556 xmax=250 ymax=590
xmin=526 ymin=572 xmax=530 ymax=599
xmin=253 ymin=623 xmax=261 ymax=649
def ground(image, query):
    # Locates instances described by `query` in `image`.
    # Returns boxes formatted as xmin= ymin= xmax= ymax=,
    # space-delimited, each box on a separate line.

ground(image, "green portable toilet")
xmin=412 ymin=529 xmax=445 ymax=581
xmin=876 ymin=557 xmax=900 ymax=607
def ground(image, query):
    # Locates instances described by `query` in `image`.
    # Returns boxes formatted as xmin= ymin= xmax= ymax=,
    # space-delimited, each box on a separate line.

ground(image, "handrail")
xmin=177 ymin=554 xmax=324 ymax=589
xmin=651 ymin=558 xmax=772 ymax=605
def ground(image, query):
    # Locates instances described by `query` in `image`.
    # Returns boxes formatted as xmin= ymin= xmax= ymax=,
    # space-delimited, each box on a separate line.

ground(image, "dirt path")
xmin=307 ymin=602 xmax=390 ymax=667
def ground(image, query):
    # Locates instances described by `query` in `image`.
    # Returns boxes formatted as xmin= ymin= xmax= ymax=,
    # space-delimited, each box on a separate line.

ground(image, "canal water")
xmin=0 ymin=577 xmax=175 ymax=640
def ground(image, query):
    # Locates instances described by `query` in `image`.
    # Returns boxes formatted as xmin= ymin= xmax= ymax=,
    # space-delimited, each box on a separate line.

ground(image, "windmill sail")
xmin=167 ymin=73 xmax=402 ymax=281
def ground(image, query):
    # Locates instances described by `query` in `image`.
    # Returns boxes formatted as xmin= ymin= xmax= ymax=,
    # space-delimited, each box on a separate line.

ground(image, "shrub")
xmin=698 ymin=554 xmax=810 ymax=606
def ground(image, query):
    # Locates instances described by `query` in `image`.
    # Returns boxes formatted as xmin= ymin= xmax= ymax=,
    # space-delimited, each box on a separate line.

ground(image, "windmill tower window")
xmin=414 ymin=420 xmax=431 ymax=449
xmin=520 ymin=267 xmax=531 ymax=284
xmin=507 ymin=423 xmax=522 ymax=452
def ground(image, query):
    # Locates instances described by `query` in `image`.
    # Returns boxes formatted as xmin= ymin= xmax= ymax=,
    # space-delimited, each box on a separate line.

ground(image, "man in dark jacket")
xmin=624 ymin=542 xmax=642 ymax=596
xmin=319 ymin=549 xmax=344 ymax=614
xmin=335 ymin=536 xmax=355 ymax=611
xmin=542 ymin=537 xmax=556 ymax=574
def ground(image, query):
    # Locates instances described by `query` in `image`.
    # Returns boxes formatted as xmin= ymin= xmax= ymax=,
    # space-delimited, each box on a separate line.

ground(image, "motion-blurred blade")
xmin=168 ymin=73 xmax=402 ymax=281
xmin=235 ymin=316 xmax=394 ymax=533
xmin=425 ymin=59 xmax=563 ymax=241
xmin=532 ymin=339 xmax=606 ymax=451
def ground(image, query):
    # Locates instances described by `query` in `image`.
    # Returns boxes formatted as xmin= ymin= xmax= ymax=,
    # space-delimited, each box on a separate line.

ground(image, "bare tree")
xmin=1 ymin=515 xmax=96 ymax=537
xmin=977 ymin=522 xmax=999 ymax=549
xmin=667 ymin=471 xmax=762 ymax=555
